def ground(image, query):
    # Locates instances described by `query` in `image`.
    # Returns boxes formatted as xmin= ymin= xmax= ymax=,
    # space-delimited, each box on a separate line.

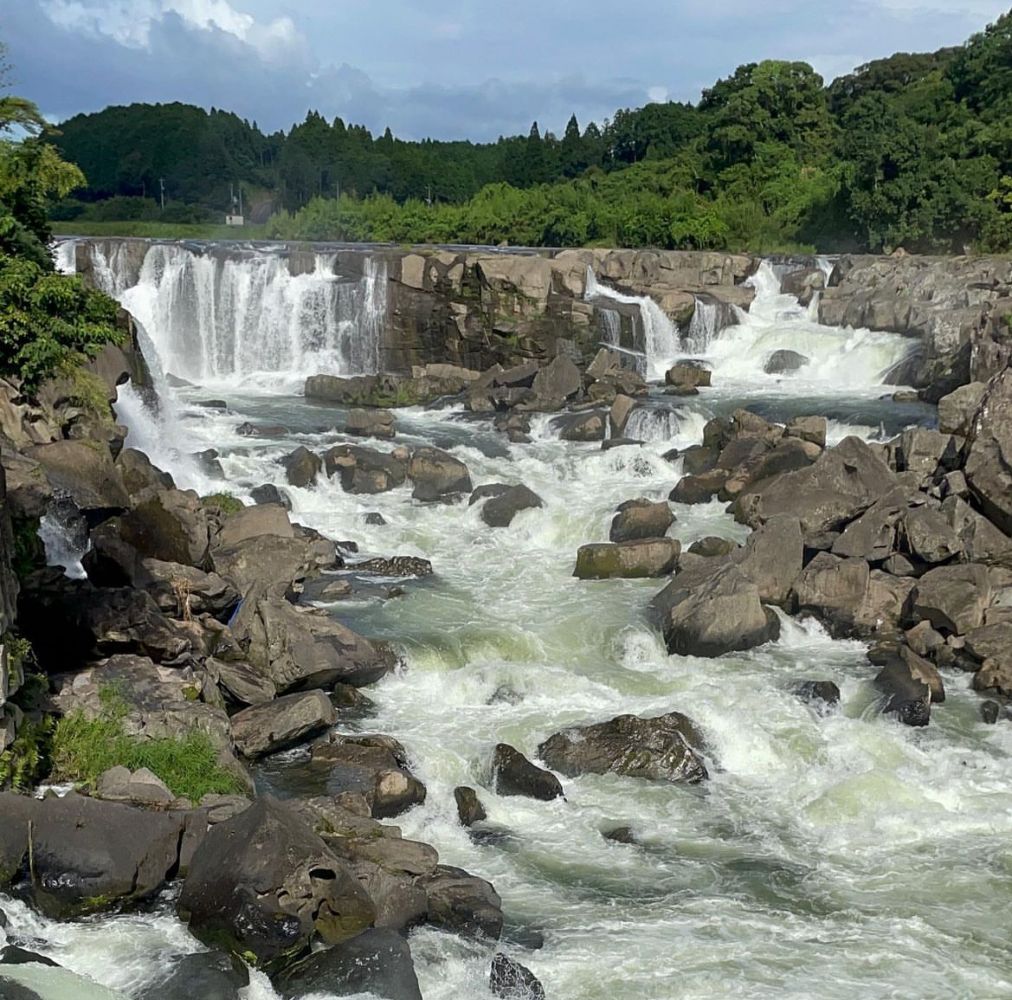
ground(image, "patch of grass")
xmin=51 ymin=696 xmax=244 ymax=800
xmin=0 ymin=716 xmax=54 ymax=792
xmin=60 ymin=361 xmax=113 ymax=424
xmin=51 ymin=221 xmax=269 ymax=240
xmin=201 ymin=492 xmax=245 ymax=515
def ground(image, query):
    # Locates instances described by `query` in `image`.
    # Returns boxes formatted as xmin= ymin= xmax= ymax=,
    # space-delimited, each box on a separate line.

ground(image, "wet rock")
xmin=601 ymin=437 xmax=643 ymax=451
xmin=250 ymin=484 xmax=292 ymax=510
xmin=869 ymin=644 xmax=945 ymax=703
xmin=574 ymin=538 xmax=680 ymax=579
xmin=345 ymin=408 xmax=396 ymax=440
xmin=138 ymin=952 xmax=249 ymax=1000
xmin=364 ymin=512 xmax=386 ymax=525
xmin=794 ymin=680 xmax=841 ymax=709
xmin=454 ymin=786 xmax=487 ymax=827
xmin=688 ymin=536 xmax=736 ymax=557
xmin=196 ymin=399 xmax=227 ymax=410
xmin=418 ymin=864 xmax=503 ymax=940
xmin=609 ymin=499 xmax=674 ymax=543
xmin=874 ymin=656 xmax=931 ymax=727
xmin=764 ymin=350 xmax=810 ymax=375
xmin=26 ymin=440 xmax=130 ymax=521
xmin=652 ymin=562 xmax=780 ymax=657
xmin=472 ymin=484 xmax=544 ymax=528
xmin=281 ymin=446 xmax=322 ymax=488
xmin=1 ymin=946 xmax=60 ymax=966
xmin=665 ymin=363 xmax=711 ymax=388
xmin=780 ymin=267 xmax=825 ymax=304
xmin=491 ymin=744 xmax=563 ymax=801
xmin=911 ymin=563 xmax=991 ymax=635
xmin=490 ymin=954 xmax=546 ymax=1000
xmin=324 ymin=444 xmax=408 ymax=494
xmin=678 ymin=444 xmax=718 ymax=475
xmin=237 ymin=421 xmax=288 ymax=438
xmin=601 ymin=826 xmax=638 ymax=845
xmin=351 ymin=555 xmax=432 ymax=577
xmin=96 ymin=765 xmax=174 ymax=806
xmin=276 ymin=929 xmax=422 ymax=1000
xmin=408 ymin=447 xmax=472 ymax=501
xmin=539 ymin=712 xmax=708 ymax=784
xmin=980 ymin=700 xmax=1001 ymax=724
xmin=178 ymin=796 xmax=375 ymax=970
xmin=609 ymin=394 xmax=637 ymax=437
xmin=0 ymin=791 xmax=188 ymax=917
xmin=116 ymin=448 xmax=174 ymax=499
xmin=557 ymin=411 xmax=606 ymax=442
xmin=312 ymin=734 xmax=427 ymax=818
xmin=231 ymin=690 xmax=336 ymax=758
xmin=972 ymin=659 xmax=1012 ymax=698
xmin=669 ymin=469 xmax=728 ymax=504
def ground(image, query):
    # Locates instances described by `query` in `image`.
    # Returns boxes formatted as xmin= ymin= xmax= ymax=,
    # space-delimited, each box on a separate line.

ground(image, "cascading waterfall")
xmin=53 ymin=239 xmax=77 ymax=275
xmin=101 ymin=243 xmax=388 ymax=389
xmin=584 ymin=267 xmax=681 ymax=380
xmin=683 ymin=296 xmax=721 ymax=353
xmin=597 ymin=307 xmax=621 ymax=347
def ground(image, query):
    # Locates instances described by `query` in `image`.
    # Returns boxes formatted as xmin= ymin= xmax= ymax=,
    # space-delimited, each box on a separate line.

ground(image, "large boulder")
xmin=214 ymin=504 xmax=293 ymax=551
xmin=557 ymin=411 xmax=606 ymax=442
xmin=734 ymin=436 xmax=898 ymax=543
xmin=211 ymin=534 xmax=320 ymax=596
xmin=763 ymin=349 xmax=809 ymax=375
xmin=231 ymin=597 xmax=397 ymax=692
xmin=491 ymin=743 xmax=563 ymax=801
xmin=531 ymin=355 xmax=582 ymax=404
xmin=276 ymin=929 xmax=422 ymax=1000
xmin=26 ymin=440 xmax=130 ymax=521
xmin=230 ymin=690 xmax=336 ymax=758
xmin=417 ymin=865 xmax=503 ymax=940
xmin=490 ymin=954 xmax=546 ymax=1000
xmin=472 ymin=484 xmax=544 ymax=528
xmin=0 ymin=792 xmax=188 ymax=917
xmin=178 ymin=796 xmax=375 ymax=970
xmin=733 ymin=514 xmax=803 ymax=606
xmin=910 ymin=563 xmax=991 ymax=635
xmin=937 ymin=381 xmax=986 ymax=436
xmin=346 ymin=409 xmax=396 ymax=440
xmin=965 ymin=369 xmax=1012 ymax=535
xmin=116 ymin=448 xmax=174 ymax=499
xmin=665 ymin=363 xmax=711 ymax=388
xmin=651 ymin=562 xmax=780 ymax=657
xmin=574 ymin=538 xmax=680 ymax=579
xmin=609 ymin=499 xmax=674 ymax=543
xmin=324 ymin=445 xmax=408 ymax=495
xmin=538 ymin=712 xmax=708 ymax=784
xmin=790 ymin=552 xmax=871 ymax=637
xmin=281 ymin=447 xmax=322 ymax=488
xmin=874 ymin=655 xmax=932 ymax=727
xmin=408 ymin=447 xmax=472 ymax=501
xmin=115 ymin=489 xmax=210 ymax=568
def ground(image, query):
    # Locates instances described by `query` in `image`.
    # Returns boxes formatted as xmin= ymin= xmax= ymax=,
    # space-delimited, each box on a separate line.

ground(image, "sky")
xmin=2 ymin=0 xmax=1010 ymax=141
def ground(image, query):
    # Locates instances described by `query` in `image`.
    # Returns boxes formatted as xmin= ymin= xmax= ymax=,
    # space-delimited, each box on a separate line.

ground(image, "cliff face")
xmin=820 ymin=254 xmax=1012 ymax=400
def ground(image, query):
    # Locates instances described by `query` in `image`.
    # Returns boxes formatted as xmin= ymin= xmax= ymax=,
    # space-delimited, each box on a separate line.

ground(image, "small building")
xmin=225 ymin=214 xmax=245 ymax=226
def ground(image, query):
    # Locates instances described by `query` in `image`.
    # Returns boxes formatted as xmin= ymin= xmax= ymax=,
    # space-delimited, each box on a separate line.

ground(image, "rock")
xmin=1 ymin=945 xmax=60 ymax=966
xmin=193 ymin=449 xmax=224 ymax=478
xmin=780 ymin=266 xmax=825 ymax=304
xmin=895 ymin=428 xmax=961 ymax=480
xmin=903 ymin=505 xmax=962 ymax=564
xmin=408 ymin=447 xmax=472 ymax=501
xmin=474 ymin=485 xmax=544 ymax=528
xmin=364 ymin=512 xmax=386 ymax=526
xmin=794 ymin=680 xmax=841 ymax=709
xmin=178 ymin=796 xmax=375 ymax=969
xmin=784 ymin=416 xmax=827 ymax=448
xmin=937 ymin=382 xmax=986 ymax=436
xmin=312 ymin=735 xmax=427 ymax=818
xmin=609 ymin=394 xmax=637 ymax=437
xmin=231 ymin=597 xmax=397 ymax=692
xmin=215 ymin=503 xmax=293 ymax=551
xmin=980 ymin=700 xmax=1001 ymax=724
xmin=418 ymin=865 xmax=503 ymax=940
xmin=573 ymin=538 xmax=680 ymax=579
xmin=734 ymin=437 xmax=898 ymax=543
xmin=965 ymin=369 xmax=1012 ymax=535
xmin=0 ymin=964 xmax=125 ymax=998
xmin=830 ymin=487 xmax=910 ymax=562
xmin=237 ymin=421 xmax=288 ymax=438
xmin=0 ymin=791 xmax=188 ymax=917
xmin=869 ymin=644 xmax=945 ymax=703
xmin=972 ymin=659 xmax=1012 ymax=697
xmin=911 ymin=563 xmax=991 ymax=634
xmin=351 ymin=556 xmax=432 ymax=577
xmin=874 ymin=656 xmax=931 ymax=727
xmin=117 ymin=448 xmax=174 ymax=498
xmin=115 ymin=489 xmax=210 ymax=568
xmin=906 ymin=620 xmax=945 ymax=657
xmin=96 ymin=765 xmax=174 ymax=806
xmin=454 ymin=786 xmax=487 ymax=827
xmin=250 ymin=484 xmax=292 ymax=510
xmin=325 ymin=445 xmax=408 ymax=495
xmin=138 ymin=951 xmax=250 ymax=1000
xmin=26 ymin=440 xmax=130 ymax=520
xmin=733 ymin=514 xmax=803 ymax=606
xmin=941 ymin=496 xmax=1012 ymax=568
xmin=211 ymin=657 xmax=277 ymax=706
xmin=652 ymin=562 xmax=780 ymax=657
xmin=211 ymin=534 xmax=320 ymax=597
xmin=963 ymin=622 xmax=1012 ymax=667
xmin=196 ymin=399 xmax=228 ymax=410
xmin=276 ymin=929 xmax=422 ymax=1000
xmin=790 ymin=552 xmax=870 ymax=637
xmin=491 ymin=744 xmax=563 ymax=801
xmin=230 ymin=690 xmax=336 ymax=758
xmin=490 ymin=954 xmax=546 ymax=1000
xmin=602 ymin=826 xmax=638 ymax=844
xmin=688 ymin=536 xmax=736 ymax=557
xmin=669 ymin=469 xmax=727 ymax=505
xmin=665 ymin=364 xmax=711 ymax=388
xmin=764 ymin=350 xmax=810 ymax=375
xmin=609 ymin=499 xmax=674 ymax=543
xmin=557 ymin=411 xmax=606 ymax=442
xmin=532 ymin=356 xmax=582 ymax=402
xmin=346 ymin=409 xmax=396 ymax=440
xmin=538 ymin=712 xmax=707 ymax=784
xmin=281 ymin=447 xmax=322 ymax=488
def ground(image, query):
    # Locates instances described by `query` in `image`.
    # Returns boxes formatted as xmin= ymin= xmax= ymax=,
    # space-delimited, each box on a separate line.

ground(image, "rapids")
xmin=5 ymin=242 xmax=1010 ymax=1000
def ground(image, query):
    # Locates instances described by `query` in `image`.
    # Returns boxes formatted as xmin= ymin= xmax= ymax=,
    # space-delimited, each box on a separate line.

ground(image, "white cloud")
xmin=647 ymin=85 xmax=669 ymax=103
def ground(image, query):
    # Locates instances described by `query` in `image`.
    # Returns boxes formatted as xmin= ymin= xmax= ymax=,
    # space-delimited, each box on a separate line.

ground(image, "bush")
xmin=0 ymin=251 xmax=122 ymax=393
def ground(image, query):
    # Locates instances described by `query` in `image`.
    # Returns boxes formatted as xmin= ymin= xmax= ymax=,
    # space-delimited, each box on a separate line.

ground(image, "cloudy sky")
xmin=2 ymin=1 xmax=1009 ymax=140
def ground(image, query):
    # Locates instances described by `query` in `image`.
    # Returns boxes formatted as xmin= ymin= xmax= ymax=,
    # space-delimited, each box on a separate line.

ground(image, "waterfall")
xmin=598 ymin=308 xmax=621 ymax=347
xmin=684 ymin=297 xmax=721 ymax=353
xmin=53 ymin=239 xmax=77 ymax=275
xmin=82 ymin=242 xmax=388 ymax=389
xmin=38 ymin=502 xmax=90 ymax=579
xmin=584 ymin=267 xmax=680 ymax=380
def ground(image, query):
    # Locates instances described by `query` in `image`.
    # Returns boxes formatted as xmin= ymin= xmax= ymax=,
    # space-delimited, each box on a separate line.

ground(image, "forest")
xmin=44 ymin=10 xmax=1012 ymax=254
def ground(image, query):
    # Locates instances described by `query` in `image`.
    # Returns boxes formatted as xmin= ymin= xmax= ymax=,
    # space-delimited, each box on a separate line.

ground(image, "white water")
xmin=38 ymin=506 xmax=89 ymax=579
xmin=53 ymin=239 xmax=77 ymax=276
xmin=7 ymin=243 xmax=1005 ymax=1000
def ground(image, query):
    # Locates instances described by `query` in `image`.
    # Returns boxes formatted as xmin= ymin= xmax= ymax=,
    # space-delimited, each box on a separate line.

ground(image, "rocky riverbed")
xmin=2 ymin=245 xmax=1012 ymax=999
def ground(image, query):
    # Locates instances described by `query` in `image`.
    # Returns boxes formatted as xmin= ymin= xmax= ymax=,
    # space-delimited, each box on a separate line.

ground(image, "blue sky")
xmin=2 ymin=1 xmax=1009 ymax=140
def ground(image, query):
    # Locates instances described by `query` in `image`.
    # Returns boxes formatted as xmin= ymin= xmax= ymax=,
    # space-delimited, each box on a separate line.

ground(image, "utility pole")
xmin=159 ymin=177 xmax=165 ymax=211
xmin=238 ymin=184 xmax=243 ymax=219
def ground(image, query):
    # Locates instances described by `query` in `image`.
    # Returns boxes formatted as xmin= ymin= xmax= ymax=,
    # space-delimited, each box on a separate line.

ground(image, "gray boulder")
xmin=454 ymin=787 xmax=487 ymax=827
xmin=557 ymin=411 xmax=606 ymax=442
xmin=491 ymin=744 xmax=563 ymax=801
xmin=538 ymin=712 xmax=708 ymax=784
xmin=408 ymin=447 xmax=472 ymax=501
xmin=490 ymin=954 xmax=546 ymax=1000
xmin=418 ymin=865 xmax=503 ymax=940
xmin=324 ymin=445 xmax=408 ymax=494
xmin=874 ymin=655 xmax=931 ymax=727
xmin=965 ymin=369 xmax=1012 ymax=534
xmin=763 ymin=349 xmax=809 ymax=375
xmin=116 ymin=489 xmax=210 ymax=568
xmin=911 ymin=563 xmax=991 ymax=634
xmin=937 ymin=381 xmax=986 ymax=436
xmin=26 ymin=440 xmax=130 ymax=519
xmin=609 ymin=499 xmax=674 ymax=543
xmin=281 ymin=447 xmax=322 ymax=488
xmin=346 ymin=409 xmax=396 ymax=440
xmin=574 ymin=538 xmax=680 ymax=579
xmin=531 ymin=355 xmax=582 ymax=403
xmin=474 ymin=484 xmax=544 ymax=528
xmin=230 ymin=690 xmax=336 ymax=758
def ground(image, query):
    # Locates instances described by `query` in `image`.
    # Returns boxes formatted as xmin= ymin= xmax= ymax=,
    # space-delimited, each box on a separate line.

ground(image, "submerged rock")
xmin=418 ymin=864 xmax=503 ymax=940
xmin=490 ymin=953 xmax=546 ymax=1000
xmin=764 ymin=349 xmax=809 ymax=375
xmin=491 ymin=744 xmax=563 ymax=801
xmin=454 ymin=786 xmax=488 ymax=827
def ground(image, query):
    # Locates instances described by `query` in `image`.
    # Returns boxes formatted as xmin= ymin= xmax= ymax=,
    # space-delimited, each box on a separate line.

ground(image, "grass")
xmin=201 ymin=492 xmax=245 ymax=515
xmin=52 ymin=221 xmax=270 ymax=240
xmin=61 ymin=362 xmax=114 ymax=424
xmin=50 ymin=693 xmax=245 ymax=801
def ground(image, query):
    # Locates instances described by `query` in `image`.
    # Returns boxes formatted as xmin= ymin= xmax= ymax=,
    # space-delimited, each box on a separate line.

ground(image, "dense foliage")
xmin=0 ymin=77 xmax=122 ymax=392
xmin=43 ymin=9 xmax=1012 ymax=253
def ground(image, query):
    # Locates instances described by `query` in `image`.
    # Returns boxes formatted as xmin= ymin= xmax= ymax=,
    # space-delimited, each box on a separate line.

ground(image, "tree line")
xmin=45 ymin=9 xmax=1012 ymax=253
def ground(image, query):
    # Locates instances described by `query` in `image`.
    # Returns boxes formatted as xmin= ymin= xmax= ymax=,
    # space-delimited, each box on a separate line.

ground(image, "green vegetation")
xmin=50 ymin=692 xmax=244 ymax=800
xmin=0 ymin=715 xmax=53 ymax=791
xmin=36 ymin=11 xmax=1012 ymax=254
xmin=201 ymin=492 xmax=245 ymax=515
xmin=0 ymin=66 xmax=122 ymax=392
xmin=52 ymin=220 xmax=269 ymax=240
